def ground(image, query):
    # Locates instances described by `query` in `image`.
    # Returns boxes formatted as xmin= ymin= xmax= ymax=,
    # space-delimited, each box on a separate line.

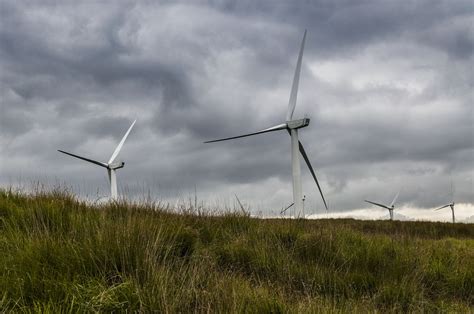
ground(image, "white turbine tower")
xmin=204 ymin=30 xmax=327 ymax=217
xmin=58 ymin=119 xmax=136 ymax=200
xmin=365 ymin=191 xmax=399 ymax=221
xmin=435 ymin=183 xmax=456 ymax=223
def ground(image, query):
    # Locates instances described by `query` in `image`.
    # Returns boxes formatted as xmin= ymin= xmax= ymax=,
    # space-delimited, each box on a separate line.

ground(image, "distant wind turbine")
xmin=365 ymin=191 xmax=399 ymax=221
xmin=58 ymin=120 xmax=136 ymax=200
xmin=435 ymin=183 xmax=456 ymax=223
xmin=204 ymin=30 xmax=327 ymax=218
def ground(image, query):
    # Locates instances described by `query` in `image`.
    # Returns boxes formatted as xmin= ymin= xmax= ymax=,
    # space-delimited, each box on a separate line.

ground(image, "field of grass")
xmin=1 ymin=188 xmax=473 ymax=313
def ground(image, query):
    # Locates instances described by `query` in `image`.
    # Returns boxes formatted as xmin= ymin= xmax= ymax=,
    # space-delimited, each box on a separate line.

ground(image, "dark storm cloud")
xmin=1 ymin=0 xmax=472 ymax=214
xmin=81 ymin=116 xmax=135 ymax=140
xmin=213 ymin=0 xmax=473 ymax=59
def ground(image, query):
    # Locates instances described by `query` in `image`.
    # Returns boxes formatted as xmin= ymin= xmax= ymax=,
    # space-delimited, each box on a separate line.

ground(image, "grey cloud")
xmin=81 ymin=116 xmax=134 ymax=140
xmin=212 ymin=0 xmax=472 ymax=59
xmin=0 ymin=108 xmax=31 ymax=137
xmin=0 ymin=0 xmax=472 ymax=214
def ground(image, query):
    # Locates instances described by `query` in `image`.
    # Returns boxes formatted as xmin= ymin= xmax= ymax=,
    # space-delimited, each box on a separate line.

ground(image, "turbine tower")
xmin=58 ymin=119 xmax=136 ymax=200
xmin=204 ymin=30 xmax=327 ymax=217
xmin=435 ymin=183 xmax=456 ymax=223
xmin=365 ymin=191 xmax=399 ymax=221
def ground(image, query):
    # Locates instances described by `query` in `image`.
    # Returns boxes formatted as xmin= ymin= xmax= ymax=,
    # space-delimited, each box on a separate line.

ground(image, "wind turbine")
xmin=435 ymin=183 xmax=456 ymax=223
xmin=204 ymin=30 xmax=327 ymax=218
xmin=365 ymin=191 xmax=399 ymax=221
xmin=58 ymin=119 xmax=136 ymax=200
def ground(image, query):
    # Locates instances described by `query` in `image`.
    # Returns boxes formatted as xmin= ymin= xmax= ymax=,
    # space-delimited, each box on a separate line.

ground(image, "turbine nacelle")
xmin=286 ymin=118 xmax=310 ymax=130
xmin=108 ymin=161 xmax=125 ymax=170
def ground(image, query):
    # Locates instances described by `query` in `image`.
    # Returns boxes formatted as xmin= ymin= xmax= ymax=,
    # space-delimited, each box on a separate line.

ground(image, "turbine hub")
xmin=287 ymin=118 xmax=310 ymax=130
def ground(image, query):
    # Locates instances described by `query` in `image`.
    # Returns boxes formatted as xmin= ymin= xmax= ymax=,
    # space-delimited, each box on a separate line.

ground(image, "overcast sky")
xmin=1 ymin=1 xmax=473 ymax=219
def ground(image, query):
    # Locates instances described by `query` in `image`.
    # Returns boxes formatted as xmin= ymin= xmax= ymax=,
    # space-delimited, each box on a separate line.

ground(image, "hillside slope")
xmin=1 ymin=189 xmax=473 ymax=312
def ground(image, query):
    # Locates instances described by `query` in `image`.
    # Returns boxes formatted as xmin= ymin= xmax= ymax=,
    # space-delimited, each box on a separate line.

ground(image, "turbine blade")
xmin=435 ymin=204 xmax=451 ymax=211
xmin=204 ymin=123 xmax=287 ymax=143
xmin=108 ymin=119 xmax=136 ymax=164
xmin=298 ymin=140 xmax=328 ymax=210
xmin=365 ymin=200 xmax=391 ymax=210
xmin=451 ymin=181 xmax=455 ymax=203
xmin=58 ymin=150 xmax=108 ymax=168
xmin=235 ymin=194 xmax=247 ymax=214
xmin=286 ymin=30 xmax=307 ymax=121
xmin=281 ymin=202 xmax=294 ymax=214
xmin=390 ymin=191 xmax=400 ymax=207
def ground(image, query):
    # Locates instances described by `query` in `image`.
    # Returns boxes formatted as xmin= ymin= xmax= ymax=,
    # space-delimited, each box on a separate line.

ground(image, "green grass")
xmin=1 ymin=188 xmax=473 ymax=313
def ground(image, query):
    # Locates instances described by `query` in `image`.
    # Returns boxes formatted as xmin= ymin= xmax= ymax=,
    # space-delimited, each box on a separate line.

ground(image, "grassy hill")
xmin=1 ymin=189 xmax=473 ymax=313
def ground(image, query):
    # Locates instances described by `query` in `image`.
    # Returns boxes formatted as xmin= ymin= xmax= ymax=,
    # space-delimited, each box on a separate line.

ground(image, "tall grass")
xmin=1 ymin=188 xmax=473 ymax=312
